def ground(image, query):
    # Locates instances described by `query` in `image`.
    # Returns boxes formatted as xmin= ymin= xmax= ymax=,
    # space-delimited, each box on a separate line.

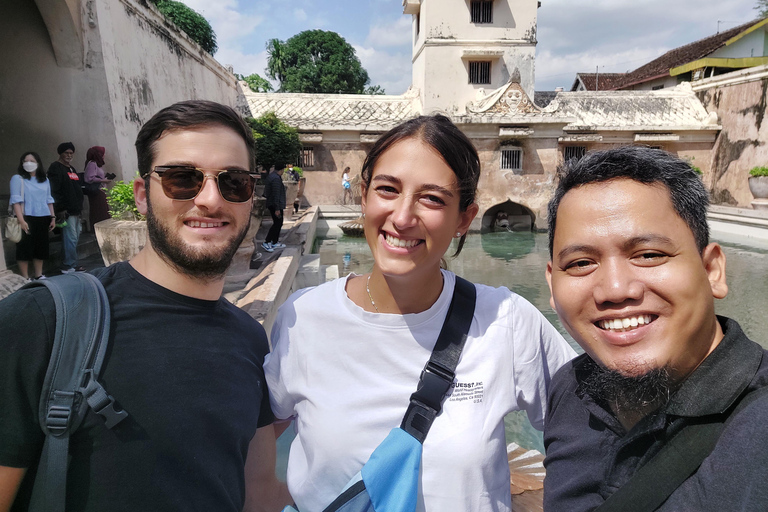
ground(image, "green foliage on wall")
xmin=266 ymin=30 xmax=378 ymax=94
xmin=149 ymin=0 xmax=217 ymax=55
xmin=247 ymin=112 xmax=302 ymax=171
xmin=237 ymin=73 xmax=274 ymax=92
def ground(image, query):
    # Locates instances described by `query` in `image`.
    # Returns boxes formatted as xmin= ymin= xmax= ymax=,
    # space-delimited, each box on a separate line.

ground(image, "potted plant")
xmin=93 ymin=180 xmax=148 ymax=266
xmin=748 ymin=166 xmax=768 ymax=210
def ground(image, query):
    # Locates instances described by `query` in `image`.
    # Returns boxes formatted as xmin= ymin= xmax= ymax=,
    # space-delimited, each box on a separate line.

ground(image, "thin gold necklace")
xmin=366 ymin=275 xmax=379 ymax=313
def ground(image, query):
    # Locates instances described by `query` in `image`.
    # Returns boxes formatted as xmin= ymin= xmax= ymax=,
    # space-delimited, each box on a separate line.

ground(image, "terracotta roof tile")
xmin=611 ymin=18 xmax=767 ymax=89
xmin=571 ymin=73 xmax=627 ymax=91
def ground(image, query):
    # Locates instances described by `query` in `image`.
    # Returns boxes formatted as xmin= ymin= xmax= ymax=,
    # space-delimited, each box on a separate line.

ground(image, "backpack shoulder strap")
xmin=595 ymin=385 xmax=768 ymax=512
xmin=401 ymin=276 xmax=476 ymax=443
xmin=26 ymin=272 xmax=127 ymax=512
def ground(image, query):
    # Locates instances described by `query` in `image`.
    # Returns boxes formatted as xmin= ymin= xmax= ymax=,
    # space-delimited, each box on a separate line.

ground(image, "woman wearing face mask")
xmin=9 ymin=152 xmax=56 ymax=280
xmin=265 ymin=115 xmax=576 ymax=511
xmin=83 ymin=146 xmax=112 ymax=227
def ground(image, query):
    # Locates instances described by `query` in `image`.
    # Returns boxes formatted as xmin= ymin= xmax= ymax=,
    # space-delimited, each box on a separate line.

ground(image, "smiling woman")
xmin=264 ymin=114 xmax=576 ymax=512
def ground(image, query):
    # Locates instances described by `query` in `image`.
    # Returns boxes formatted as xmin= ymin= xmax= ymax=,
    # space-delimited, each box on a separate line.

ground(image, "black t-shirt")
xmin=47 ymin=161 xmax=83 ymax=215
xmin=0 ymin=262 xmax=274 ymax=511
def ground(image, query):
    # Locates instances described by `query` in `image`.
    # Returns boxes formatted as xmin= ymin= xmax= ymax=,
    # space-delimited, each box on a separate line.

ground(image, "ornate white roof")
xmin=460 ymin=81 xmax=720 ymax=131
xmin=243 ymin=86 xmax=420 ymax=132
xmin=241 ymin=81 xmax=720 ymax=133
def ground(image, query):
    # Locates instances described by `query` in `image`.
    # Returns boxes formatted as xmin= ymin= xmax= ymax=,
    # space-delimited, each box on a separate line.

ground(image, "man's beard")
xmin=578 ymin=358 xmax=672 ymax=416
xmin=146 ymin=198 xmax=250 ymax=280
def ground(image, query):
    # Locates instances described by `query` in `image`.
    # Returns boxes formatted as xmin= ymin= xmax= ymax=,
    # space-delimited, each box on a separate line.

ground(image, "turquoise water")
xmin=312 ymin=231 xmax=768 ymax=452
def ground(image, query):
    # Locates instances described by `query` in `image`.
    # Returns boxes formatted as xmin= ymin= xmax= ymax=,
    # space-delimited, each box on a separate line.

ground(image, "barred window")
xmin=469 ymin=61 xmax=491 ymax=84
xmin=471 ymin=0 xmax=493 ymax=23
xmin=563 ymin=146 xmax=586 ymax=162
xmin=299 ymin=147 xmax=315 ymax=168
xmin=500 ymin=148 xmax=522 ymax=171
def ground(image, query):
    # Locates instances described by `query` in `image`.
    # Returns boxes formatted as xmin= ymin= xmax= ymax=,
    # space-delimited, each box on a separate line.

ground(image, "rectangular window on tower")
xmin=469 ymin=61 xmax=491 ymax=84
xmin=299 ymin=147 xmax=315 ymax=169
xmin=563 ymin=146 xmax=587 ymax=162
xmin=471 ymin=0 xmax=493 ymax=23
xmin=500 ymin=147 xmax=522 ymax=172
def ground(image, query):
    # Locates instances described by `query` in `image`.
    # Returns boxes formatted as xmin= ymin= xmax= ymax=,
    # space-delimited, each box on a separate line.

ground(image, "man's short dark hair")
xmin=548 ymin=145 xmax=709 ymax=257
xmin=135 ymin=100 xmax=255 ymax=179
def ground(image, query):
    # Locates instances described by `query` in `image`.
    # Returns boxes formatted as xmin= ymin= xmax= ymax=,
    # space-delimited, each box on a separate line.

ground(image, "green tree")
xmin=364 ymin=85 xmax=386 ymax=95
xmin=237 ymin=73 xmax=273 ymax=92
xmin=266 ymin=38 xmax=287 ymax=86
xmin=757 ymin=0 xmax=768 ymax=17
xmin=266 ymin=30 xmax=374 ymax=94
xmin=247 ymin=112 xmax=302 ymax=171
xmin=149 ymin=0 xmax=217 ymax=54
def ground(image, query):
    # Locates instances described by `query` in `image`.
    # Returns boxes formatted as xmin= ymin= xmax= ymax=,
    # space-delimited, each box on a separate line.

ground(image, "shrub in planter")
xmin=96 ymin=179 xmax=147 ymax=266
xmin=748 ymin=167 xmax=768 ymax=208
xmin=107 ymin=180 xmax=144 ymax=221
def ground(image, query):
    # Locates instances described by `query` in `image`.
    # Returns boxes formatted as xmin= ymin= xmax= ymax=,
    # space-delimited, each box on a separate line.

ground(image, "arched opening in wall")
xmin=481 ymin=200 xmax=535 ymax=233
xmin=33 ymin=0 xmax=84 ymax=69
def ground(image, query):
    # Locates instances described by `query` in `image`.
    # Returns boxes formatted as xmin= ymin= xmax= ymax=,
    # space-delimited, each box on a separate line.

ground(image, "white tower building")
xmin=403 ymin=0 xmax=539 ymax=114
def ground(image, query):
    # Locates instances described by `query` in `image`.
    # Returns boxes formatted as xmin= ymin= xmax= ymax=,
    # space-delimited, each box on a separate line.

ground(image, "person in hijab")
xmin=83 ymin=146 xmax=114 ymax=226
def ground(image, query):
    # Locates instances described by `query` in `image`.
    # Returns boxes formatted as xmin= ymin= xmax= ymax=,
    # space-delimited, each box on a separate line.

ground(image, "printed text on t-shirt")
xmin=447 ymin=381 xmax=484 ymax=404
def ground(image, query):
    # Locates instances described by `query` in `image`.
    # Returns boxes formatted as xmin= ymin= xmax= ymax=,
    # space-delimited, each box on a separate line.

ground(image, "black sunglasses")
xmin=149 ymin=166 xmax=257 ymax=203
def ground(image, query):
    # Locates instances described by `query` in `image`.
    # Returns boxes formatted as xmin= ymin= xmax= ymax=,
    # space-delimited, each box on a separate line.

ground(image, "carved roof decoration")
xmin=240 ymin=81 xmax=720 ymax=134
xmin=467 ymin=82 xmax=544 ymax=115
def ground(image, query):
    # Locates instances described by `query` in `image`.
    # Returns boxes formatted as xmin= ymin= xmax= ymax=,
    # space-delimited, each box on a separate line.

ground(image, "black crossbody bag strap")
xmin=595 ymin=385 xmax=768 ymax=512
xmin=400 ymin=276 xmax=476 ymax=443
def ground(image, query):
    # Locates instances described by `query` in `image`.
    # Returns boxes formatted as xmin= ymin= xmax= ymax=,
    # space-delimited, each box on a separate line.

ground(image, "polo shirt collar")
xmin=665 ymin=316 xmax=763 ymax=417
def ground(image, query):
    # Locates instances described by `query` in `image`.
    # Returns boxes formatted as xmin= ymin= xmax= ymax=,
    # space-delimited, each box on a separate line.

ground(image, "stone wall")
xmin=300 ymin=143 xmax=372 ymax=207
xmin=96 ymin=0 xmax=240 ymax=179
xmin=0 ymin=0 xmax=118 ymax=193
xmin=694 ymin=65 xmax=768 ymax=206
xmin=0 ymin=0 xmax=240 ymax=196
xmin=298 ymin=132 xmax=715 ymax=231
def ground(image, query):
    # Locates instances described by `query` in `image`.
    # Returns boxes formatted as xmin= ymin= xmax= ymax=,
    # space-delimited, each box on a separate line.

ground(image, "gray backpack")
xmin=22 ymin=272 xmax=128 ymax=512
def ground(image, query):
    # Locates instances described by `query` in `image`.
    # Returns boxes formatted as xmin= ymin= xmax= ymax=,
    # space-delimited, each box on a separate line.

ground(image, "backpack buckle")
xmin=414 ymin=361 xmax=455 ymax=414
xmin=45 ymin=391 xmax=75 ymax=436
xmin=83 ymin=371 xmax=128 ymax=429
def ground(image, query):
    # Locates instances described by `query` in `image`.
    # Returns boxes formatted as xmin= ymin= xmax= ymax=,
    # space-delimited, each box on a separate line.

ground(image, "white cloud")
xmin=355 ymin=45 xmax=412 ymax=95
xmin=293 ymin=9 xmax=308 ymax=22
xmin=365 ymin=17 xmax=412 ymax=48
xmin=175 ymin=0 xmax=263 ymax=45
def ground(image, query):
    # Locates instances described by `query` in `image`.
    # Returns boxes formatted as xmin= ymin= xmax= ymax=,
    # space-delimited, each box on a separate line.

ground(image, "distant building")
xmin=244 ymin=0 xmax=722 ymax=229
xmin=571 ymin=17 xmax=768 ymax=92
xmin=570 ymin=73 xmax=626 ymax=92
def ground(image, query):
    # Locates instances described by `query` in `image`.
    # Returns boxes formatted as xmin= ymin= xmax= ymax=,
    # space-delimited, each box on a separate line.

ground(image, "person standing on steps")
xmin=47 ymin=142 xmax=85 ymax=273
xmin=341 ymin=166 xmax=352 ymax=205
xmin=262 ymin=164 xmax=286 ymax=253
xmin=8 ymin=152 xmax=56 ymax=281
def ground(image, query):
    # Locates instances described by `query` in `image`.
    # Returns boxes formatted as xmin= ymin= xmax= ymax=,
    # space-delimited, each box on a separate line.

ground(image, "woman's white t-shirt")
xmin=265 ymin=270 xmax=575 ymax=512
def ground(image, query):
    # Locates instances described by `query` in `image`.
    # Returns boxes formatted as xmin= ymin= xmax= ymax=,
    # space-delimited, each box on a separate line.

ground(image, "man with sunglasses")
xmin=0 ymin=101 xmax=290 ymax=511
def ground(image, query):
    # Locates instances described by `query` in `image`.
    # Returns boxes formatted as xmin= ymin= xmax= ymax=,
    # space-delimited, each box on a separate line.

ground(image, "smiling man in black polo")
xmin=543 ymin=146 xmax=768 ymax=511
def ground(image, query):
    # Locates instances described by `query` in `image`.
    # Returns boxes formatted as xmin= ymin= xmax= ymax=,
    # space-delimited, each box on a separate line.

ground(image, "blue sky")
xmin=178 ymin=0 xmax=761 ymax=94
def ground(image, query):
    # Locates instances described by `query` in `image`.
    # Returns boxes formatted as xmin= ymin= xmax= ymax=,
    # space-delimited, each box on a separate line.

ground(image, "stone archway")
xmin=34 ymin=0 xmax=84 ymax=69
xmin=481 ymin=200 xmax=535 ymax=232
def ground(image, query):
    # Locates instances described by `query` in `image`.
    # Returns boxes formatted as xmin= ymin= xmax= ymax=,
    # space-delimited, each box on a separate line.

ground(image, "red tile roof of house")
xmin=610 ymin=17 xmax=768 ymax=90
xmin=571 ymin=72 xmax=627 ymax=91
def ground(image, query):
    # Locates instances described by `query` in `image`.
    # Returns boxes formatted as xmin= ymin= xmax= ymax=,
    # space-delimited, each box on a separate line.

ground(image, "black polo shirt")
xmin=543 ymin=317 xmax=768 ymax=511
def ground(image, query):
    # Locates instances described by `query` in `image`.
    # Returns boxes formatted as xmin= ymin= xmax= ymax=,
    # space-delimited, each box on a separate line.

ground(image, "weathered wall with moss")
xmin=0 ymin=0 xmax=239 ymax=196
xmin=696 ymin=68 xmax=768 ymax=206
